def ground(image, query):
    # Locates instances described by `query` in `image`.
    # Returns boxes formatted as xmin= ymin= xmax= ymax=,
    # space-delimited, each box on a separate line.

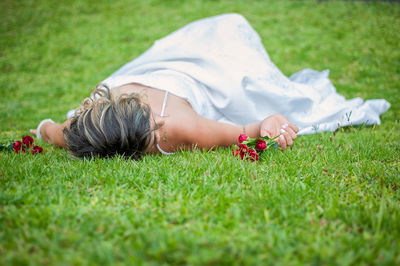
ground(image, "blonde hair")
xmin=63 ymin=85 xmax=155 ymax=159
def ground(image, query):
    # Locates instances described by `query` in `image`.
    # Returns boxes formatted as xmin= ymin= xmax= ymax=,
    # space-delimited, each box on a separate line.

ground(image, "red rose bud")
xmin=22 ymin=135 xmax=34 ymax=148
xmin=255 ymin=139 xmax=267 ymax=151
xmin=247 ymin=149 xmax=259 ymax=162
xmin=238 ymin=144 xmax=249 ymax=153
xmin=31 ymin=145 xmax=43 ymax=154
xmin=239 ymin=144 xmax=249 ymax=160
xmin=232 ymin=149 xmax=239 ymax=157
xmin=239 ymin=150 xmax=245 ymax=160
xmin=13 ymin=141 xmax=22 ymax=153
xmin=238 ymin=134 xmax=248 ymax=143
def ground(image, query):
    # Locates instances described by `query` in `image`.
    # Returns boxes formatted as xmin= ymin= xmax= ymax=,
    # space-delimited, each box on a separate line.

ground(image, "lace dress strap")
xmin=156 ymin=91 xmax=175 ymax=155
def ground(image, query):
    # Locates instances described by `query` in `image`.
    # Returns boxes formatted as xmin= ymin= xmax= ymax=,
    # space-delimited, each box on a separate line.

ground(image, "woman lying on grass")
xmin=30 ymin=14 xmax=389 ymax=159
xmin=32 ymin=85 xmax=298 ymax=159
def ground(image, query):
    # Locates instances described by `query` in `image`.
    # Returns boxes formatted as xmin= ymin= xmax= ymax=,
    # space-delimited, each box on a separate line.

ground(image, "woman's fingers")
xmin=285 ymin=126 xmax=297 ymax=140
xmin=281 ymin=129 xmax=293 ymax=146
xmin=30 ymin=129 xmax=37 ymax=136
xmin=279 ymin=127 xmax=296 ymax=150
xmin=289 ymin=122 xmax=299 ymax=133
xmin=278 ymin=134 xmax=287 ymax=150
xmin=285 ymin=133 xmax=293 ymax=146
xmin=260 ymin=114 xmax=299 ymax=151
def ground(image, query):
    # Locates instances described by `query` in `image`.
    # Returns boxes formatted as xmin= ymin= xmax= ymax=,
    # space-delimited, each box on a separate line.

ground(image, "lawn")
xmin=1 ymin=0 xmax=399 ymax=265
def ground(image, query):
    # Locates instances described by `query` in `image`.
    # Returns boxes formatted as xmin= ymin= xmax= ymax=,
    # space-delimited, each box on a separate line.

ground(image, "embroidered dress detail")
xmin=156 ymin=91 xmax=175 ymax=155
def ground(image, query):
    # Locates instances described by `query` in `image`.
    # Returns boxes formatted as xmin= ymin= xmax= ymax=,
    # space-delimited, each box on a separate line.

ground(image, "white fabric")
xmin=68 ymin=13 xmax=390 ymax=134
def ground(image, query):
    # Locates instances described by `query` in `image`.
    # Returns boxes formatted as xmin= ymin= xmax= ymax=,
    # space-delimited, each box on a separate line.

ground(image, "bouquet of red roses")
xmin=232 ymin=134 xmax=279 ymax=162
xmin=0 ymin=135 xmax=43 ymax=154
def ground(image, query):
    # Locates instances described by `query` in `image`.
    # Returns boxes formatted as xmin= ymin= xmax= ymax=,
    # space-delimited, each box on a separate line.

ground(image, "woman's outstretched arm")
xmin=175 ymin=113 xmax=298 ymax=150
xmin=30 ymin=119 xmax=71 ymax=148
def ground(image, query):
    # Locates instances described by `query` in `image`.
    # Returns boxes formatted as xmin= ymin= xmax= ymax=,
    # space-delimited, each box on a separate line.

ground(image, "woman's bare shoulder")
xmin=156 ymin=105 xmax=199 ymax=150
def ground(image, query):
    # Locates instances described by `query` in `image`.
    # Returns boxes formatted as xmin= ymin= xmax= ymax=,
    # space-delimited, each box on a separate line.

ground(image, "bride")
xmin=31 ymin=13 xmax=389 ymax=159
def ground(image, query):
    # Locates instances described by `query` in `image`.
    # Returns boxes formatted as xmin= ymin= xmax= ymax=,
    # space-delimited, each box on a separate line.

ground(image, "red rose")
xmin=232 ymin=149 xmax=239 ymax=157
xmin=238 ymin=134 xmax=248 ymax=143
xmin=31 ymin=145 xmax=43 ymax=154
xmin=247 ymin=149 xmax=259 ymax=162
xmin=238 ymin=144 xmax=248 ymax=152
xmin=255 ymin=139 xmax=267 ymax=151
xmin=13 ymin=141 xmax=22 ymax=153
xmin=22 ymin=135 xmax=34 ymax=148
xmin=238 ymin=144 xmax=249 ymax=160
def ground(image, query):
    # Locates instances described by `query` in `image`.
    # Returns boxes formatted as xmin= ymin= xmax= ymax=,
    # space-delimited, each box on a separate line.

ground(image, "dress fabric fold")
xmin=72 ymin=13 xmax=390 ymax=134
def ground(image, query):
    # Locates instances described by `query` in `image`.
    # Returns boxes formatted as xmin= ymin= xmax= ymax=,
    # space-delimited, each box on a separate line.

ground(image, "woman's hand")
xmin=259 ymin=114 xmax=299 ymax=150
xmin=30 ymin=129 xmax=37 ymax=136
xmin=30 ymin=119 xmax=55 ymax=143
xmin=30 ymin=119 xmax=69 ymax=148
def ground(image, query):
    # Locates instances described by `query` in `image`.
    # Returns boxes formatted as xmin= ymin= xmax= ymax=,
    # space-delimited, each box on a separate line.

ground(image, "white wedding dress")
xmin=70 ymin=13 xmax=390 ymax=134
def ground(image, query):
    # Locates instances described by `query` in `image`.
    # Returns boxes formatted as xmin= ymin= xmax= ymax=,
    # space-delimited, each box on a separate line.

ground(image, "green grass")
xmin=1 ymin=0 xmax=399 ymax=264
